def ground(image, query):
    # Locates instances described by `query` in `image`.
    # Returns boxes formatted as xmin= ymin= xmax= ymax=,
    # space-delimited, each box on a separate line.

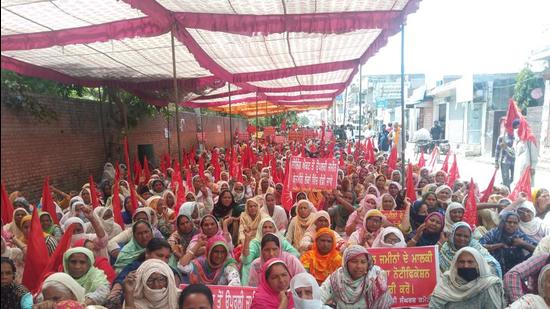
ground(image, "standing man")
xmin=495 ymin=119 xmax=520 ymax=188
xmin=430 ymin=121 xmax=442 ymax=140
xmin=378 ymin=124 xmax=390 ymax=152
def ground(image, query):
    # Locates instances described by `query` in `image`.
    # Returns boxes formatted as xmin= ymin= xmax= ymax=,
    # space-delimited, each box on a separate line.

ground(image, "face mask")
xmin=457 ymin=267 xmax=479 ymax=282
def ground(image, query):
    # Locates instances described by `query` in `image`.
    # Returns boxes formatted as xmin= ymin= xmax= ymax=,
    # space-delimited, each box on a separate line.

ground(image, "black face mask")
xmin=457 ymin=268 xmax=479 ymax=282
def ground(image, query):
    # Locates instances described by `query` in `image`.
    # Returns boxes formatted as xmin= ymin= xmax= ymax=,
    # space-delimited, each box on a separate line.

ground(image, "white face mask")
xmin=144 ymin=286 xmax=167 ymax=302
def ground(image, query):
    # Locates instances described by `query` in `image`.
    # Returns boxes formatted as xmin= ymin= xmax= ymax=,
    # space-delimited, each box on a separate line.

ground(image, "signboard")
xmin=381 ymin=210 xmax=405 ymax=225
xmin=369 ymin=246 xmax=439 ymax=308
xmin=288 ymin=130 xmax=304 ymax=141
xmin=274 ymin=135 xmax=285 ymax=144
xmin=287 ymin=157 xmax=338 ymax=191
xmin=263 ymin=126 xmax=276 ymax=137
xmin=180 ymin=285 xmax=257 ymax=309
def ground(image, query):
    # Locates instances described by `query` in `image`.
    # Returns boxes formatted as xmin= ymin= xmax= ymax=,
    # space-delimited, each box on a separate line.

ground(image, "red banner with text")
xmin=288 ymin=130 xmax=304 ymax=141
xmin=180 ymin=285 xmax=257 ymax=309
xmin=368 ymin=246 xmax=439 ymax=308
xmin=287 ymin=157 xmax=338 ymax=191
xmin=381 ymin=210 xmax=405 ymax=225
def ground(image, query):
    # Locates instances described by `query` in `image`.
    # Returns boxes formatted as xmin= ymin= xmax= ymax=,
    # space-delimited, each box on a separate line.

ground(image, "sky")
xmin=362 ymin=0 xmax=550 ymax=79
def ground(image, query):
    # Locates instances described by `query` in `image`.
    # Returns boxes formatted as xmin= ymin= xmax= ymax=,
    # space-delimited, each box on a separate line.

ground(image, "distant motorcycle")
xmin=415 ymin=139 xmax=450 ymax=155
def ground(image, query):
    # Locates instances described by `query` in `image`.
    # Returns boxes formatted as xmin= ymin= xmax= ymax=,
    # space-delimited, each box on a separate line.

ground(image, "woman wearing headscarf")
xmin=345 ymin=194 xmax=378 ymax=236
xmin=407 ymin=212 xmax=445 ymax=247
xmin=147 ymin=196 xmax=175 ymax=238
xmin=371 ymin=226 xmax=407 ymax=248
xmin=300 ymin=228 xmax=343 ymax=285
xmin=185 ymin=215 xmax=233 ymax=258
xmin=429 ymin=247 xmax=505 ymax=308
xmin=168 ymin=202 xmax=199 ymax=259
xmin=435 ymin=185 xmax=453 ymax=210
xmin=123 ymin=259 xmax=179 ymax=309
xmin=443 ymin=202 xmax=465 ymax=234
xmin=1 ymin=236 xmax=24 ymax=284
xmin=348 ymin=209 xmax=385 ymax=248
xmin=231 ymin=182 xmax=246 ymax=205
xmin=480 ymin=211 xmax=538 ymax=274
xmin=39 ymin=211 xmax=63 ymax=241
xmin=101 ymin=162 xmax=116 ymax=184
xmin=192 ymin=176 xmax=214 ymax=214
xmin=507 ymin=264 xmax=550 ymax=308
xmin=286 ymin=200 xmax=316 ymax=248
xmin=320 ymin=245 xmax=393 ymax=309
xmin=434 ymin=170 xmax=448 ymax=186
xmin=261 ymin=192 xmax=289 ymax=234
xmin=62 ymin=204 xmax=109 ymax=259
xmin=250 ymin=258 xmax=294 ymax=309
xmin=241 ymin=217 xmax=298 ymax=286
xmin=248 ymin=233 xmax=305 ymax=287
xmin=375 ymin=174 xmax=388 ymax=195
xmin=0 ymin=257 xmax=31 ymax=309
xmin=178 ymin=235 xmax=240 ymax=286
xmin=149 ymin=179 xmax=166 ymax=197
xmin=60 ymin=197 xmax=89 ymax=228
xmin=161 ymin=190 xmax=176 ymax=211
xmin=3 ymin=208 xmax=29 ymax=242
xmin=72 ymin=238 xmax=116 ymax=284
xmin=366 ymin=184 xmax=381 ymax=198
xmin=440 ymin=222 xmax=502 ymax=278
xmin=35 ymin=273 xmax=86 ymax=307
xmin=517 ymin=200 xmax=549 ymax=242
xmin=17 ymin=214 xmax=58 ymax=255
xmin=63 ymin=247 xmax=109 ymax=305
xmin=300 ymin=211 xmax=345 ymax=253
xmin=532 ymin=188 xmax=550 ymax=220
xmin=212 ymin=190 xmax=242 ymax=221
xmin=114 ymin=220 xmax=154 ymax=273
xmin=87 ymin=206 xmax=122 ymax=241
xmin=291 ymin=272 xmax=332 ymax=309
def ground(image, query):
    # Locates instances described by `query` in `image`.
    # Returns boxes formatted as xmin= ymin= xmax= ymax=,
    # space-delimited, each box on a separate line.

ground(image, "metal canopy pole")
xmin=358 ymin=64 xmax=363 ymax=142
xmin=255 ymin=95 xmax=259 ymax=140
xmin=228 ymin=84 xmax=233 ymax=146
xmin=343 ymin=88 xmax=348 ymax=126
xmin=171 ymin=27 xmax=182 ymax=166
xmin=400 ymin=23 xmax=406 ymax=178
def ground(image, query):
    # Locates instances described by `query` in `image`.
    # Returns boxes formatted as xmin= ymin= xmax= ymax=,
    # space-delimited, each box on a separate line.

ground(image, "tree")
xmin=513 ymin=66 xmax=544 ymax=111
xmin=298 ymin=115 xmax=310 ymax=126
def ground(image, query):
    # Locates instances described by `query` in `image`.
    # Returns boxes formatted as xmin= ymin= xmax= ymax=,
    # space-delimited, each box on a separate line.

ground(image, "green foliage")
xmin=513 ymin=66 xmax=544 ymax=110
xmin=298 ymin=115 xmax=310 ymax=126
xmin=253 ymin=111 xmax=299 ymax=128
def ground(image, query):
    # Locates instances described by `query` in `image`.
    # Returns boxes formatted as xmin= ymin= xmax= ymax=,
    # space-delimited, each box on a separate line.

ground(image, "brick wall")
xmin=1 ymin=93 xmax=246 ymax=202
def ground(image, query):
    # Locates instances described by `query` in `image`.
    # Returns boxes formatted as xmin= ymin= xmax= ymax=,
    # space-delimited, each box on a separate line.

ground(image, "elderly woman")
xmin=87 ymin=206 xmax=123 ymax=240
xmin=480 ymin=211 xmax=538 ymax=274
xmin=35 ymin=273 xmax=86 ymax=307
xmin=348 ymin=209 xmax=385 ymax=248
xmin=507 ymin=264 xmax=550 ymax=308
xmin=63 ymin=247 xmax=109 ymax=305
xmin=407 ymin=212 xmax=445 ymax=247
xmin=429 ymin=247 xmax=505 ymax=308
xmin=300 ymin=228 xmax=343 ymax=285
xmin=435 ymin=185 xmax=453 ymax=210
xmin=3 ymin=208 xmax=29 ymax=242
xmin=238 ymin=196 xmax=267 ymax=244
xmin=532 ymin=188 xmax=550 ymax=220
xmin=168 ymin=202 xmax=200 ymax=259
xmin=123 ymin=259 xmax=179 ymax=309
xmin=290 ymin=272 xmax=333 ymax=309
xmin=320 ymin=245 xmax=393 ymax=309
xmin=300 ymin=211 xmax=345 ymax=253
xmin=114 ymin=220 xmax=154 ymax=273
xmin=443 ymin=202 xmax=465 ymax=234
xmin=261 ymin=192 xmax=289 ymax=234
xmin=517 ymin=200 xmax=549 ymax=242
xmin=286 ymin=200 xmax=316 ymax=248
xmin=371 ymin=227 xmax=407 ymax=248
xmin=440 ymin=222 xmax=502 ymax=278
xmin=345 ymin=194 xmax=377 ymax=236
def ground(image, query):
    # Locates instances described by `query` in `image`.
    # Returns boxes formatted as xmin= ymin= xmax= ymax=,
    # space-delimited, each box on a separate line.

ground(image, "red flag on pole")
xmin=22 ymin=206 xmax=50 ymax=293
xmin=479 ymin=168 xmax=498 ymax=203
xmin=417 ymin=152 xmax=426 ymax=168
xmin=387 ymin=146 xmax=398 ymax=171
xmin=133 ymin=158 xmax=142 ymax=185
xmin=41 ymin=177 xmax=59 ymax=224
xmin=186 ymin=168 xmax=193 ymax=193
xmin=440 ymin=151 xmax=451 ymax=173
xmin=463 ymin=178 xmax=478 ymax=229
xmin=504 ymin=99 xmax=522 ymax=135
xmin=517 ymin=117 xmax=538 ymax=145
xmin=406 ymin=163 xmax=417 ymax=202
xmin=111 ymin=171 xmax=125 ymax=229
xmin=198 ymin=154 xmax=206 ymax=181
xmin=143 ymin=155 xmax=151 ymax=183
xmin=428 ymin=147 xmax=439 ymax=172
xmin=281 ymin=158 xmax=293 ymax=211
xmin=1 ymin=182 xmax=14 ymax=224
xmin=366 ymin=138 xmax=376 ymax=164
xmin=446 ymin=154 xmax=460 ymax=187
xmin=88 ymin=175 xmax=100 ymax=209
xmin=509 ymin=167 xmax=532 ymax=201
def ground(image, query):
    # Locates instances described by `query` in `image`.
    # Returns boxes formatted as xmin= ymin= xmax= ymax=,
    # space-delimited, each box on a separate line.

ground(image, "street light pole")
xmin=400 ymin=23 xmax=406 ymax=179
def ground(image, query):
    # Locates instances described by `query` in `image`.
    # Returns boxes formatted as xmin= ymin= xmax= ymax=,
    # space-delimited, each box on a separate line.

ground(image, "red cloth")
xmin=22 ymin=207 xmax=50 ymax=293
xmin=387 ymin=146 xmax=398 ymax=171
xmin=281 ymin=159 xmax=293 ymax=211
xmin=133 ymin=158 xmax=142 ymax=185
xmin=366 ymin=138 xmax=376 ymax=164
xmin=406 ymin=163 xmax=416 ymax=202
xmin=41 ymin=177 xmax=59 ymax=224
xmin=143 ymin=155 xmax=152 ymax=183
xmin=71 ymin=238 xmax=116 ymax=283
xmin=463 ymin=178 xmax=478 ymax=229
xmin=440 ymin=151 xmax=451 ymax=173
xmin=89 ymin=175 xmax=100 ymax=209
xmin=479 ymin=168 xmax=498 ymax=203
xmin=446 ymin=154 xmax=460 ymax=186
xmin=1 ymin=182 xmax=14 ymax=224
xmin=41 ymin=224 xmax=76 ymax=285
xmin=518 ymin=117 xmax=537 ymax=145
xmin=504 ymin=99 xmax=522 ymax=135
xmin=198 ymin=154 xmax=206 ymax=180
xmin=112 ymin=171 xmax=125 ymax=229
xmin=417 ymin=152 xmax=425 ymax=168
xmin=509 ymin=167 xmax=532 ymax=201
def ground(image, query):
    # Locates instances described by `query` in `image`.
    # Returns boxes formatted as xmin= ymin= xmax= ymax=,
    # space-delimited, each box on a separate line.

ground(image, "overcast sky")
xmin=362 ymin=0 xmax=550 ymax=79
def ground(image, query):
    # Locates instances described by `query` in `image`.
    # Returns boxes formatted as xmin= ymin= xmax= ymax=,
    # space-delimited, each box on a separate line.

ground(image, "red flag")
xmin=479 ymin=168 xmax=498 ymax=203
xmin=440 ymin=151 xmax=451 ymax=173
xmin=22 ymin=206 xmax=49 ymax=293
xmin=463 ymin=178 xmax=478 ymax=229
xmin=406 ymin=163 xmax=416 ymax=202
xmin=417 ymin=152 xmax=426 ymax=168
xmin=428 ymin=147 xmax=439 ymax=172
xmin=174 ymin=162 xmax=186 ymax=214
xmin=186 ymin=168 xmax=193 ymax=193
xmin=504 ymin=99 xmax=522 ymax=135
xmin=339 ymin=151 xmax=345 ymax=168
xmin=198 ymin=154 xmax=206 ymax=181
xmin=1 ymin=182 xmax=14 ymax=224
xmin=88 ymin=175 xmax=100 ymax=209
xmin=509 ymin=167 xmax=532 ymax=201
xmin=281 ymin=119 xmax=287 ymax=131
xmin=271 ymin=158 xmax=280 ymax=184
xmin=111 ymin=172 xmax=125 ymax=229
xmin=518 ymin=116 xmax=537 ymax=145
xmin=143 ymin=155 xmax=151 ymax=183
xmin=446 ymin=154 xmax=460 ymax=187
xmin=347 ymin=143 xmax=352 ymax=155
xmin=128 ymin=180 xmax=138 ymax=214
xmin=387 ymin=146 xmax=398 ymax=171
xmin=41 ymin=224 xmax=75 ymax=280
xmin=366 ymin=138 xmax=376 ymax=164
xmin=41 ymin=177 xmax=59 ymax=224
xmin=211 ymin=150 xmax=221 ymax=182
xmin=133 ymin=158 xmax=142 ymax=185
xmin=281 ymin=158 xmax=293 ymax=211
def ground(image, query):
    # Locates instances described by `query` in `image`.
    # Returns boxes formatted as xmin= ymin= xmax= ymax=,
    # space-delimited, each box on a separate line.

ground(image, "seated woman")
xmin=290 ymin=272 xmax=332 ymax=309
xmin=62 ymin=247 xmax=110 ymax=305
xmin=241 ymin=217 xmax=298 ymax=286
xmin=179 ymin=284 xmax=214 ymax=309
xmin=507 ymin=264 xmax=550 ymax=309
xmin=34 ymin=273 xmax=86 ymax=308
xmin=18 ymin=214 xmax=58 ymax=255
xmin=123 ymin=259 xmax=179 ymax=309
xmin=286 ymin=200 xmax=316 ymax=248
xmin=63 ymin=214 xmax=108 ymax=259
xmin=73 ymin=238 xmax=117 ymax=284
xmin=250 ymin=258 xmax=294 ymax=309
xmin=480 ymin=211 xmax=538 ymax=274
xmin=440 ymin=222 xmax=502 ymax=278
xmin=408 ymin=212 xmax=445 ymax=247
xmin=186 ymin=215 xmax=233 ymax=258
xmin=1 ymin=236 xmax=24 ymax=283
xmin=371 ymin=227 xmax=407 ymax=248
xmin=178 ymin=235 xmax=240 ymax=286
xmin=348 ymin=209 xmax=385 ymax=248
xmin=435 ymin=185 xmax=453 ymax=211
xmin=114 ymin=220 xmax=154 ymax=273
xmin=147 ymin=196 xmax=175 ymax=239
xmin=517 ymin=201 xmax=549 ymax=242
xmin=320 ymin=245 xmax=393 ymax=309
xmin=300 ymin=211 xmax=345 ymax=253
xmin=532 ymin=188 xmax=550 ymax=219
xmin=344 ymin=194 xmax=377 ymax=237
xmin=238 ymin=197 xmax=267 ymax=244
xmin=168 ymin=203 xmax=200 ymax=260
xmin=300 ymin=228 xmax=343 ymax=285
xmin=39 ymin=212 xmax=63 ymax=241
xmin=410 ymin=193 xmax=436 ymax=230
xmin=429 ymin=247 xmax=505 ymax=308
xmin=0 ymin=257 xmax=32 ymax=309
xmin=261 ymin=192 xmax=288 ymax=234
xmin=248 ymin=233 xmax=305 ymax=287
xmin=89 ymin=207 xmax=123 ymax=241
xmin=443 ymin=202 xmax=465 ymax=235
xmin=212 ymin=190 xmax=242 ymax=221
